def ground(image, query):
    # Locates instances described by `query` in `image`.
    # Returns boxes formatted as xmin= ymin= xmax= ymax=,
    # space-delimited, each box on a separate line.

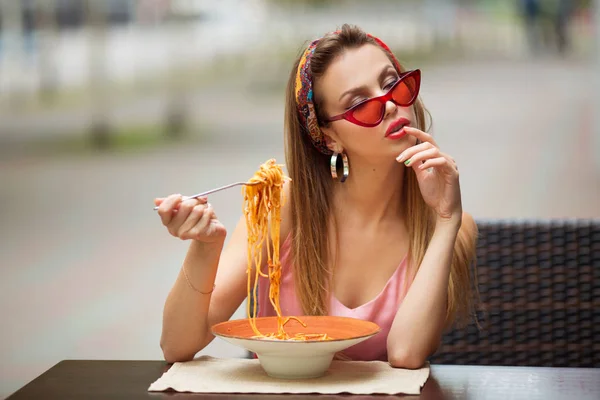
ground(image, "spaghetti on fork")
xmin=243 ymin=159 xmax=330 ymax=341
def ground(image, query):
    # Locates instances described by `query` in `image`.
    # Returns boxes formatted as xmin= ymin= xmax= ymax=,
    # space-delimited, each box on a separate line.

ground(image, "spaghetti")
xmin=243 ymin=159 xmax=330 ymax=341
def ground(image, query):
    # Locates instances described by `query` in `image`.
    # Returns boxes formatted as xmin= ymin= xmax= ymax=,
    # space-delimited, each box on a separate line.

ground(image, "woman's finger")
xmin=439 ymin=153 xmax=459 ymax=172
xmin=403 ymin=147 xmax=441 ymax=167
xmin=169 ymin=199 xmax=201 ymax=232
xmin=156 ymin=195 xmax=207 ymax=208
xmin=185 ymin=205 xmax=216 ymax=241
xmin=403 ymin=126 xmax=438 ymax=147
xmin=418 ymin=156 xmax=456 ymax=174
xmin=396 ymin=141 xmax=435 ymax=163
xmin=177 ymin=204 xmax=206 ymax=238
xmin=182 ymin=196 xmax=208 ymax=205
xmin=157 ymin=194 xmax=182 ymax=226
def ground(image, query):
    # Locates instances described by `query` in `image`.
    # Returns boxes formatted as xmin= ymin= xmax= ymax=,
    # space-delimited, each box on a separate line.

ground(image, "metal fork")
xmin=153 ymin=181 xmax=260 ymax=210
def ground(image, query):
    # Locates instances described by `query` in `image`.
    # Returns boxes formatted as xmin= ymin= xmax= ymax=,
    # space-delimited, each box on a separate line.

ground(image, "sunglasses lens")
xmin=345 ymin=71 xmax=420 ymax=126
xmin=352 ymin=100 xmax=384 ymax=125
xmin=392 ymin=74 xmax=419 ymax=105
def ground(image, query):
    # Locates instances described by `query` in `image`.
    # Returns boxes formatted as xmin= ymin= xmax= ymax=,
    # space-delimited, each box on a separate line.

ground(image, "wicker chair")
xmin=429 ymin=219 xmax=600 ymax=367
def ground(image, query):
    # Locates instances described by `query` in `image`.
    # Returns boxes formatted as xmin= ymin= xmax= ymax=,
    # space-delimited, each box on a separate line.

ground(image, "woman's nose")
xmin=383 ymin=98 xmax=397 ymax=120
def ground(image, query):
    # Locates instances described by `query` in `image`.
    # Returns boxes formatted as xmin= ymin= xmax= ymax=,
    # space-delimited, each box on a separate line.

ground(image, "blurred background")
xmin=0 ymin=0 xmax=598 ymax=397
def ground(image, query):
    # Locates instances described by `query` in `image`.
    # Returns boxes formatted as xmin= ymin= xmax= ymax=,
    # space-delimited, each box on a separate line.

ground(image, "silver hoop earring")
xmin=330 ymin=151 xmax=349 ymax=183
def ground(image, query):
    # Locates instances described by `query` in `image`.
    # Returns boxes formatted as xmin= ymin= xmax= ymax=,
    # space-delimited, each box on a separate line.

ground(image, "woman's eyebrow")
xmin=338 ymin=65 xmax=397 ymax=102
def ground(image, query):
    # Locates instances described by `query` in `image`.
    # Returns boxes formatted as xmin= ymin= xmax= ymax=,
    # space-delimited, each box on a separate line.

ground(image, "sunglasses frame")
xmin=324 ymin=69 xmax=421 ymax=128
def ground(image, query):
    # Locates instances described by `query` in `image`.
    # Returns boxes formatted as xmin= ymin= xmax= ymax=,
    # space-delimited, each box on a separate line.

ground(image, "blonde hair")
xmin=284 ymin=24 xmax=477 ymax=326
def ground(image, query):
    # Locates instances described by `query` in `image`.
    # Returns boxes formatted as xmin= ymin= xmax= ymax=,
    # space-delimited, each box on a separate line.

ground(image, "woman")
xmin=154 ymin=24 xmax=478 ymax=368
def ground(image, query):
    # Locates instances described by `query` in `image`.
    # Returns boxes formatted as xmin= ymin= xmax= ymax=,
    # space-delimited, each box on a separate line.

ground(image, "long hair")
xmin=284 ymin=24 xmax=477 ymax=326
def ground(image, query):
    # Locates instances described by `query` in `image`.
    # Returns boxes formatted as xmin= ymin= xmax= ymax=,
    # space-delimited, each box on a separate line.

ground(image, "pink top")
xmin=257 ymin=234 xmax=409 ymax=361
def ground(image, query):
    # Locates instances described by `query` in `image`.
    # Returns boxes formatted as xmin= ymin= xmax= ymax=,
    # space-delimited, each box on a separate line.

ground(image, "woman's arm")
xmin=387 ymin=212 xmax=477 ymax=368
xmin=158 ymin=182 xmax=293 ymax=363
xmin=160 ymin=217 xmax=250 ymax=363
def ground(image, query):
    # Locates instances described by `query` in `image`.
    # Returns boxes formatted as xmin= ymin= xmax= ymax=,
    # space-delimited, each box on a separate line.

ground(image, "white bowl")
xmin=211 ymin=316 xmax=380 ymax=379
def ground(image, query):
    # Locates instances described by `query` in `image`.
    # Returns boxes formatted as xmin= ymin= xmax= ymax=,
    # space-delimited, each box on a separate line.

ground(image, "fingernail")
xmin=404 ymin=159 xmax=411 ymax=166
xmin=396 ymin=153 xmax=405 ymax=162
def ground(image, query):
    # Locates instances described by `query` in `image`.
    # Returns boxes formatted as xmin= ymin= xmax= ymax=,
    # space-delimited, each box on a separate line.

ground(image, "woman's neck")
xmin=332 ymin=155 xmax=405 ymax=228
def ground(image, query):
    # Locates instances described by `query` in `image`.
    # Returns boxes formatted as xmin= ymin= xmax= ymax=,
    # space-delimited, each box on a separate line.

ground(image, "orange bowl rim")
xmin=211 ymin=316 xmax=381 ymax=343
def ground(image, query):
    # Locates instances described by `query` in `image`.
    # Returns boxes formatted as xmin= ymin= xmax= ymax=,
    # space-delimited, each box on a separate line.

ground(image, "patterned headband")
xmin=294 ymin=32 xmax=402 ymax=155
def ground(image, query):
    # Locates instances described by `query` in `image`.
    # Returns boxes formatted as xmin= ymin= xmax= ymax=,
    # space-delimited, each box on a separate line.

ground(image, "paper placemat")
xmin=148 ymin=356 xmax=429 ymax=395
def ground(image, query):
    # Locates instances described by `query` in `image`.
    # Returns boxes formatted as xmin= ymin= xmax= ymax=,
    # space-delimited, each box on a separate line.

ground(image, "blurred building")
xmin=0 ymin=0 xmax=136 ymax=32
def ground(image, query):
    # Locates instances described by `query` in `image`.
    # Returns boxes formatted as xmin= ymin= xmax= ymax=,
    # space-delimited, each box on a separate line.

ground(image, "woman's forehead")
xmin=319 ymin=44 xmax=395 ymax=99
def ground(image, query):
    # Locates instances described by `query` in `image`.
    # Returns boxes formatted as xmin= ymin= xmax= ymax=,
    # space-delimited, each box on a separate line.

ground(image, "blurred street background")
xmin=0 ymin=0 xmax=598 ymax=398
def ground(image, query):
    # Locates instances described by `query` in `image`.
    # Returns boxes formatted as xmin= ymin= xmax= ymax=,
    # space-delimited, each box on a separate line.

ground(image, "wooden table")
xmin=6 ymin=360 xmax=600 ymax=399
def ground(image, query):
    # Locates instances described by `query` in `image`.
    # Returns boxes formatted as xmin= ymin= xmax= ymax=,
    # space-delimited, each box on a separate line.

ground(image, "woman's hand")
xmin=154 ymin=195 xmax=227 ymax=243
xmin=396 ymin=127 xmax=462 ymax=226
